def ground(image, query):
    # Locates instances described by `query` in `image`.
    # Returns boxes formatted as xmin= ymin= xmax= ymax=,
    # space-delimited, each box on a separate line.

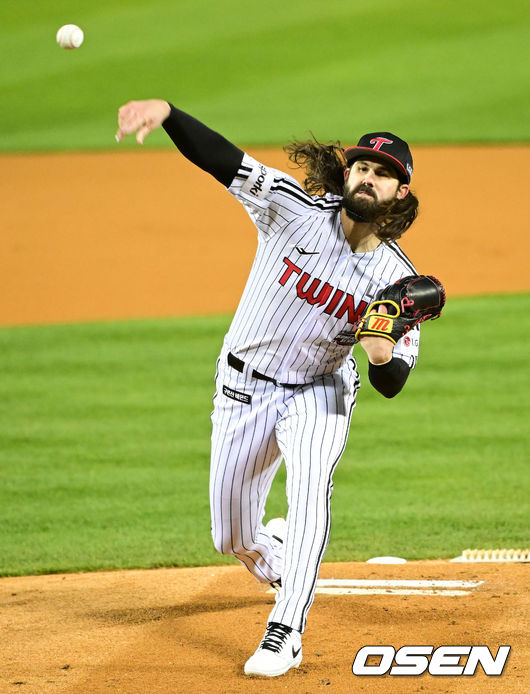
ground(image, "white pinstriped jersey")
xmin=224 ymin=153 xmax=420 ymax=384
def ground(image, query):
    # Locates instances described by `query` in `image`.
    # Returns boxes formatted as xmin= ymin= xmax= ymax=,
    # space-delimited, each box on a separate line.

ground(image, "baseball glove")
xmin=354 ymin=275 xmax=446 ymax=344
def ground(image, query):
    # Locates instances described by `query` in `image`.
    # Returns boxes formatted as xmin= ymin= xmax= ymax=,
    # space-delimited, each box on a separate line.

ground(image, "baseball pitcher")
xmin=116 ymin=100 xmax=445 ymax=678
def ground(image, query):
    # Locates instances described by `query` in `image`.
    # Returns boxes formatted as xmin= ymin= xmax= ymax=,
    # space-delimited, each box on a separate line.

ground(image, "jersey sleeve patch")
xmin=240 ymin=161 xmax=275 ymax=201
xmin=392 ymin=326 xmax=420 ymax=369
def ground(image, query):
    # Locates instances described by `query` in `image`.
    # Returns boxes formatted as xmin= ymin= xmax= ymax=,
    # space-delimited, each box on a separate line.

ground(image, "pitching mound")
xmin=1 ymin=560 xmax=527 ymax=693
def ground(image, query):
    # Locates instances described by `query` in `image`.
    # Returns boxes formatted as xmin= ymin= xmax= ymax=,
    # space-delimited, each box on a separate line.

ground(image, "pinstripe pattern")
xmin=209 ymin=153 xmax=421 ymax=636
xmin=225 ymin=154 xmax=420 ymax=380
xmin=270 ymin=359 xmax=359 ymax=631
xmin=210 ymin=358 xmax=284 ymax=581
xmin=210 ymin=347 xmax=359 ymax=630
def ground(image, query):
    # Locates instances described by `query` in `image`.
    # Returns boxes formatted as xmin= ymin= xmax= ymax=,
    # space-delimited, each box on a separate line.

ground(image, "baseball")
xmin=56 ymin=24 xmax=84 ymax=50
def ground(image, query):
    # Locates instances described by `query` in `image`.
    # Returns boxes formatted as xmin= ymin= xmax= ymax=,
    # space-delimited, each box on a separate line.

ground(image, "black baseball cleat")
xmin=244 ymin=621 xmax=302 ymax=676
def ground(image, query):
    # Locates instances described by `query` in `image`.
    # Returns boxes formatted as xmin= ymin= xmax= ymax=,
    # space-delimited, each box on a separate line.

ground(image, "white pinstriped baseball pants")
xmin=209 ymin=346 xmax=360 ymax=633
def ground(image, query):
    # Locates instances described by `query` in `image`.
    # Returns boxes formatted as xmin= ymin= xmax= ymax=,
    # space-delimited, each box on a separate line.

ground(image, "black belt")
xmin=228 ymin=352 xmax=292 ymax=386
xmin=228 ymin=352 xmax=277 ymax=384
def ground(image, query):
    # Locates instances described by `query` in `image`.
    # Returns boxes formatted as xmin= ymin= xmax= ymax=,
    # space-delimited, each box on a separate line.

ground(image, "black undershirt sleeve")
xmin=368 ymin=357 xmax=411 ymax=398
xmin=162 ymin=103 xmax=244 ymax=187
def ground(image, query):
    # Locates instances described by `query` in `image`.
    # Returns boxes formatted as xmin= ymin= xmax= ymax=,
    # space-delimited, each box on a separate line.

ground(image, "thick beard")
xmin=342 ymin=183 xmax=393 ymax=223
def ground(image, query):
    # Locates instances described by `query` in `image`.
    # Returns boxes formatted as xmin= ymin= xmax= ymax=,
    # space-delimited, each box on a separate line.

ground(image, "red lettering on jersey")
xmin=296 ymin=273 xmax=333 ymax=305
xmin=370 ymin=136 xmax=393 ymax=151
xmin=279 ymin=257 xmax=302 ymax=285
xmin=323 ymin=289 xmax=344 ymax=315
xmin=335 ymin=295 xmax=368 ymax=324
xmin=353 ymin=299 xmax=369 ymax=324
xmin=279 ymin=258 xmax=369 ymax=326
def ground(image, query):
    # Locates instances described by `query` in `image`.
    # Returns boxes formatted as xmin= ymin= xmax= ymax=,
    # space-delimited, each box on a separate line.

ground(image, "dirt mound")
xmin=1 ymin=561 xmax=527 ymax=693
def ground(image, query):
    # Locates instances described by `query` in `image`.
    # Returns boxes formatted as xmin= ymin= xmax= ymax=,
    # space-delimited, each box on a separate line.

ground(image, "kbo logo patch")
xmin=352 ymin=645 xmax=511 ymax=677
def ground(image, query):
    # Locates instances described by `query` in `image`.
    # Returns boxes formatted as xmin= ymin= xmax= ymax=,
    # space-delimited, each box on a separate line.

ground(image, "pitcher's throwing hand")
xmin=115 ymin=100 xmax=170 ymax=144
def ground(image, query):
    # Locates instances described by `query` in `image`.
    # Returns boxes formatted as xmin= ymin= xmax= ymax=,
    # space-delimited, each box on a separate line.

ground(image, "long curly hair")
xmin=284 ymin=137 xmax=418 ymax=242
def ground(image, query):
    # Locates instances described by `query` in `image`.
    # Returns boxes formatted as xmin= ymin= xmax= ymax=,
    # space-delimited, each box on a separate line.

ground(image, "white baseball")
xmin=56 ymin=24 xmax=84 ymax=50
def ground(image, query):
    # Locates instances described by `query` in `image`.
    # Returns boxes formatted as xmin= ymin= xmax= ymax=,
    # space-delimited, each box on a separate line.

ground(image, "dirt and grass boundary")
xmin=1 ymin=147 xmax=528 ymax=692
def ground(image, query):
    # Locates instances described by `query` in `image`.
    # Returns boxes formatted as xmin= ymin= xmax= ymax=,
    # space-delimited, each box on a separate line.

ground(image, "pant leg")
xmin=269 ymin=357 xmax=360 ymax=632
xmin=210 ymin=354 xmax=284 ymax=583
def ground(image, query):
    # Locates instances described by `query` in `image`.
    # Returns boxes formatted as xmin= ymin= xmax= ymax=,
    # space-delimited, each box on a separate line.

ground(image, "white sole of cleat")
xmin=244 ymin=651 xmax=302 ymax=677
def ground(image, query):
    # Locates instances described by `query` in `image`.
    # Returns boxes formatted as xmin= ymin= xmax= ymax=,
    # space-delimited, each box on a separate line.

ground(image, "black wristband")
xmin=162 ymin=104 xmax=244 ymax=187
xmin=368 ymin=356 xmax=411 ymax=398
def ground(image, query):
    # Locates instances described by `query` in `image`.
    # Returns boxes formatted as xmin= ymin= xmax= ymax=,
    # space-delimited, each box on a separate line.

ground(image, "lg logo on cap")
xmin=352 ymin=645 xmax=511 ymax=677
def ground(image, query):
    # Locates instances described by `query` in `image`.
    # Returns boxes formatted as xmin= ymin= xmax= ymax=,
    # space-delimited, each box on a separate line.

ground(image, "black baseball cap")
xmin=343 ymin=132 xmax=413 ymax=183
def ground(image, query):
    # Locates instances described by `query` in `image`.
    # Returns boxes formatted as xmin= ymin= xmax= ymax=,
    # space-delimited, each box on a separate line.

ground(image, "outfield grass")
xmin=1 ymin=294 xmax=528 ymax=577
xmin=0 ymin=0 xmax=528 ymax=151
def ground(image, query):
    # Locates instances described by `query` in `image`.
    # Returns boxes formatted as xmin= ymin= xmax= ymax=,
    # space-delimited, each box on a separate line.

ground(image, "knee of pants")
xmin=212 ymin=536 xmax=233 ymax=556
xmin=211 ymin=530 xmax=239 ymax=557
xmin=211 ymin=527 xmax=251 ymax=558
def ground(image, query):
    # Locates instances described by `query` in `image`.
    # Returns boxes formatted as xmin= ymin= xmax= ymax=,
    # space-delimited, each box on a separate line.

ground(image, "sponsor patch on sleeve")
xmin=393 ymin=326 xmax=420 ymax=364
xmin=241 ymin=162 xmax=274 ymax=201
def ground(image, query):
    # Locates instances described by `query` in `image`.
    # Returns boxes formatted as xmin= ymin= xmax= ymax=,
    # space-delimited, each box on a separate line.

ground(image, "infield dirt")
xmin=0 ymin=148 xmax=528 ymax=693
xmin=1 ymin=562 xmax=528 ymax=693
xmin=1 ymin=146 xmax=529 ymax=326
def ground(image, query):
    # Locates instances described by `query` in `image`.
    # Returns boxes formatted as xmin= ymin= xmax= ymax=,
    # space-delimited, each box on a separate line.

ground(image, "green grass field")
xmin=1 ymin=294 xmax=529 ymax=577
xmin=1 ymin=0 xmax=528 ymax=580
xmin=0 ymin=0 xmax=528 ymax=151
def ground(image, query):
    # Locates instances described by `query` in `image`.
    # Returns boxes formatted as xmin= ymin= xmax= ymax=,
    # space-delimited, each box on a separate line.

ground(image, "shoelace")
xmin=260 ymin=622 xmax=293 ymax=653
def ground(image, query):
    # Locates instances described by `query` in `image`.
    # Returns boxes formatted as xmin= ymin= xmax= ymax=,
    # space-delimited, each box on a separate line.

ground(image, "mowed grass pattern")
xmin=0 ymin=0 xmax=528 ymax=151
xmin=1 ymin=294 xmax=528 ymax=576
